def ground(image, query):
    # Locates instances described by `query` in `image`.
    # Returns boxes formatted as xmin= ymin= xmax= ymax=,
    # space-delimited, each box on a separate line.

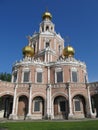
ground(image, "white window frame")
xmin=33 ymin=100 xmax=41 ymax=112
xmin=12 ymin=70 xmax=18 ymax=83
xmin=22 ymin=68 xmax=30 ymax=83
xmin=35 ymin=68 xmax=43 ymax=83
xmin=71 ymin=68 xmax=78 ymax=83
xmin=73 ymin=97 xmax=82 ymax=112
xmin=55 ymin=68 xmax=63 ymax=83
xmin=33 ymin=98 xmax=43 ymax=113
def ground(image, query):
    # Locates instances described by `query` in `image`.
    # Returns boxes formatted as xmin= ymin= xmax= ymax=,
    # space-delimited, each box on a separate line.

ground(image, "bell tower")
xmin=39 ymin=11 xmax=55 ymax=33
xmin=28 ymin=10 xmax=64 ymax=62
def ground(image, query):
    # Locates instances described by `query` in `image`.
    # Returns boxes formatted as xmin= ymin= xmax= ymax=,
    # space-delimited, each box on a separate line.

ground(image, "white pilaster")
xmin=9 ymin=84 xmax=18 ymax=119
xmin=27 ymin=83 xmax=33 ymax=119
xmin=48 ymin=67 xmax=50 ymax=84
xmin=46 ymin=66 xmax=52 ymax=119
xmin=46 ymin=85 xmax=52 ymax=119
xmin=87 ymin=85 xmax=96 ymax=118
xmin=68 ymin=83 xmax=73 ymax=119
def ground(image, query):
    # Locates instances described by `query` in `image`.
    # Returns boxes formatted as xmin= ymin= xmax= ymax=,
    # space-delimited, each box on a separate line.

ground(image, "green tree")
xmin=0 ymin=72 xmax=11 ymax=82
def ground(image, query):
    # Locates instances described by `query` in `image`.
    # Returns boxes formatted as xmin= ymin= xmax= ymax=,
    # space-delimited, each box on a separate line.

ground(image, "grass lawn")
xmin=0 ymin=120 xmax=98 ymax=130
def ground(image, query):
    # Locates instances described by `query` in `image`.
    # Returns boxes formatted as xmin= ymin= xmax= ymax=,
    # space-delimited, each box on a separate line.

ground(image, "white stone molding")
xmin=55 ymin=67 xmax=63 ymax=83
xmin=35 ymin=68 xmax=43 ymax=84
xmin=70 ymin=67 xmax=78 ymax=83
xmin=48 ymin=67 xmax=50 ymax=84
xmin=0 ymin=91 xmax=14 ymax=97
xmin=31 ymin=92 xmax=46 ymax=100
xmin=21 ymin=68 xmax=30 ymax=83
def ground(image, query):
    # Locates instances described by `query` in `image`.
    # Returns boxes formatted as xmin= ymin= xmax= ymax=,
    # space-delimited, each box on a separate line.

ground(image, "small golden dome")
xmin=63 ymin=45 xmax=75 ymax=58
xmin=42 ymin=11 xmax=52 ymax=20
xmin=22 ymin=45 xmax=34 ymax=57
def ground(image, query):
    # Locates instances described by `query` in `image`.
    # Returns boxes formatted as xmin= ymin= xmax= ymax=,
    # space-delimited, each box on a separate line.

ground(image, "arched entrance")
xmin=32 ymin=96 xmax=44 ymax=119
xmin=91 ymin=94 xmax=98 ymax=117
xmin=72 ymin=95 xmax=86 ymax=118
xmin=17 ymin=95 xmax=28 ymax=119
xmin=0 ymin=95 xmax=13 ymax=118
xmin=54 ymin=96 xmax=68 ymax=119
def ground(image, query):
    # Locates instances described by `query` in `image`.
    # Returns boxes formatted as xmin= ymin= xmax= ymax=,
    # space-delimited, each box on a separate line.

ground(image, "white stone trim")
xmin=55 ymin=67 xmax=63 ymax=83
xmin=71 ymin=68 xmax=78 ymax=83
xmin=21 ymin=68 xmax=30 ymax=83
xmin=35 ymin=68 xmax=43 ymax=84
xmin=73 ymin=97 xmax=82 ymax=112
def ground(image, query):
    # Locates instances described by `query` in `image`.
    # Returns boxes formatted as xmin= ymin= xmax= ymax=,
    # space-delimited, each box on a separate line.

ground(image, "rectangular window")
xmin=46 ymin=42 xmax=49 ymax=48
xmin=37 ymin=72 xmax=42 ymax=83
xmin=60 ymin=101 xmax=66 ymax=112
xmin=34 ymin=101 xmax=40 ymax=111
xmin=72 ymin=71 xmax=77 ymax=82
xmin=57 ymin=71 xmax=63 ymax=82
xmin=23 ymin=71 xmax=30 ymax=82
xmin=13 ymin=73 xmax=17 ymax=82
xmin=75 ymin=100 xmax=81 ymax=111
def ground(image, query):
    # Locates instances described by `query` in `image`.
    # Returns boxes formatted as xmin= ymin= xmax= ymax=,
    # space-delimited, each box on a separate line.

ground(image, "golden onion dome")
xmin=42 ymin=11 xmax=52 ymax=20
xmin=63 ymin=45 xmax=75 ymax=58
xmin=22 ymin=45 xmax=34 ymax=57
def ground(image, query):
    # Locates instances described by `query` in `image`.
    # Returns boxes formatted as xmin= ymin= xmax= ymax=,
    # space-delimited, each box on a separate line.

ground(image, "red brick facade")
xmin=0 ymin=11 xmax=98 ymax=120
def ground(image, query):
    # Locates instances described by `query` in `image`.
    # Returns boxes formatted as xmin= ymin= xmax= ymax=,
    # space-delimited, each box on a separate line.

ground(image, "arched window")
xmin=46 ymin=26 xmax=49 ymax=31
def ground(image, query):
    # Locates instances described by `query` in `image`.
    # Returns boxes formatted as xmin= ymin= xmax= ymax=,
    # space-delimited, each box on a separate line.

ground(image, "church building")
xmin=0 ymin=11 xmax=98 ymax=120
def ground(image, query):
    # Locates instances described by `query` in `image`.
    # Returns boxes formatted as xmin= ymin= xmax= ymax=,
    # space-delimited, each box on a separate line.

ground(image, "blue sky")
xmin=0 ymin=0 xmax=98 ymax=82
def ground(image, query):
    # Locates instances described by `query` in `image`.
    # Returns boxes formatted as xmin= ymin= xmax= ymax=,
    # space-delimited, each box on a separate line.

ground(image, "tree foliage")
xmin=0 ymin=72 xmax=11 ymax=82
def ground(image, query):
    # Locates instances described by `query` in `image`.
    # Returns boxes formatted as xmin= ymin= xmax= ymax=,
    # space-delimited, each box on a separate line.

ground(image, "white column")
xmin=16 ymin=97 xmax=19 ymax=116
xmin=27 ymin=83 xmax=32 ymax=119
xmin=12 ymin=84 xmax=17 ymax=115
xmin=46 ymin=85 xmax=52 ymax=119
xmin=9 ymin=84 xmax=18 ymax=119
xmin=68 ymin=83 xmax=73 ymax=118
xmin=48 ymin=67 xmax=50 ymax=84
xmin=11 ymin=74 xmax=14 ymax=82
xmin=87 ymin=85 xmax=96 ymax=118
xmin=49 ymin=85 xmax=52 ymax=118
xmin=46 ymin=86 xmax=49 ymax=118
xmin=46 ymin=66 xmax=51 ymax=119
